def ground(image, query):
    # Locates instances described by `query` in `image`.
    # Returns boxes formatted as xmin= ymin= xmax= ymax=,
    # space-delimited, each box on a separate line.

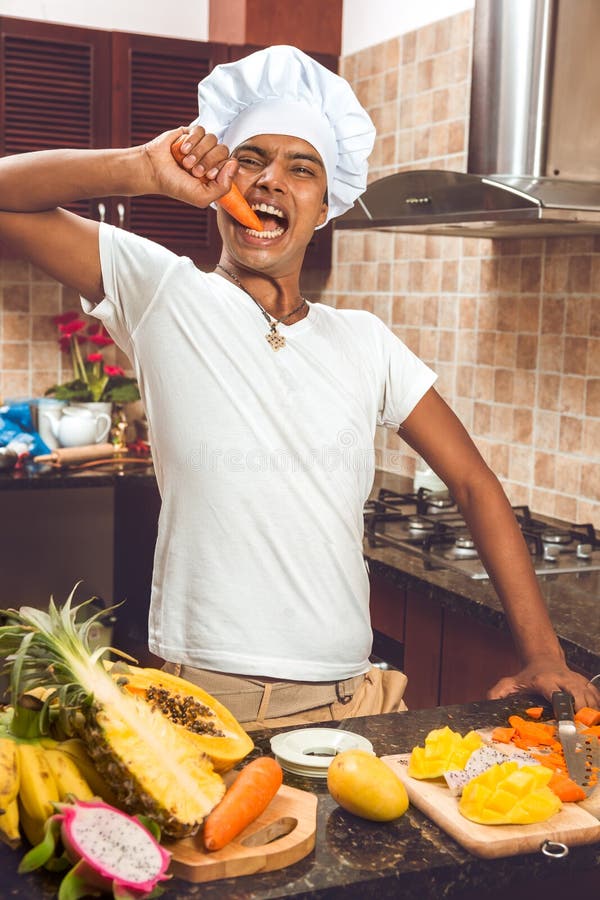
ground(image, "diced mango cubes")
xmin=458 ymin=761 xmax=561 ymax=825
xmin=408 ymin=726 xmax=483 ymax=779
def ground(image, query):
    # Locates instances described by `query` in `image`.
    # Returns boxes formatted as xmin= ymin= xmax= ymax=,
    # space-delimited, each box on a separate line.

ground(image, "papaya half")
xmin=111 ymin=663 xmax=254 ymax=773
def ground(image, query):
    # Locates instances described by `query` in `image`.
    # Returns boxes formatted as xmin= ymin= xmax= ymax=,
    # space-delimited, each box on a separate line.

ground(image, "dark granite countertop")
xmin=1 ymin=694 xmax=598 ymax=899
xmin=1 ymin=464 xmax=598 ymax=673
xmin=0 ymin=460 xmax=156 ymax=490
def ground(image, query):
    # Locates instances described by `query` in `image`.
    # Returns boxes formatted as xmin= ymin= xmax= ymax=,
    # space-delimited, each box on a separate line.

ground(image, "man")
xmin=0 ymin=46 xmax=597 ymax=727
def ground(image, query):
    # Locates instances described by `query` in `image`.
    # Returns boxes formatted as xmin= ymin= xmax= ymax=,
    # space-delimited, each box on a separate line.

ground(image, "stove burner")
xmin=541 ymin=531 xmax=572 ymax=546
xmin=407 ymin=515 xmax=435 ymax=532
xmin=446 ymin=535 xmax=479 ymax=560
xmin=365 ymin=487 xmax=600 ymax=579
xmin=425 ymin=491 xmax=455 ymax=512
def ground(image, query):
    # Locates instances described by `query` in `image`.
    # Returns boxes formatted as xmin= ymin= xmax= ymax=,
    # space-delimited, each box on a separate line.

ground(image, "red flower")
xmin=104 ymin=365 xmax=125 ymax=377
xmin=87 ymin=334 xmax=114 ymax=347
xmin=87 ymin=352 xmax=104 ymax=363
xmin=58 ymin=319 xmax=86 ymax=336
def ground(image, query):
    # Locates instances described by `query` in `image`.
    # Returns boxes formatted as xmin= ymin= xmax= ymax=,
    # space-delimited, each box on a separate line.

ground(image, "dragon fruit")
xmin=18 ymin=798 xmax=171 ymax=899
xmin=444 ymin=745 xmax=540 ymax=795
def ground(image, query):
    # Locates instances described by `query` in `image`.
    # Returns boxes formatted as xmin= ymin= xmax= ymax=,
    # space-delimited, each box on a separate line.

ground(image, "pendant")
xmin=266 ymin=326 xmax=286 ymax=351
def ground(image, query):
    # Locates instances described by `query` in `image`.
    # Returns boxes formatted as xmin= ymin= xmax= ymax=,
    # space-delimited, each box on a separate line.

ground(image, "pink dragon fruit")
xmin=19 ymin=798 xmax=171 ymax=899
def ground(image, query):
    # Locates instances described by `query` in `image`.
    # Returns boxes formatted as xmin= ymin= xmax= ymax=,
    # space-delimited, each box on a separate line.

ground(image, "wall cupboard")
xmin=0 ymin=16 xmax=333 ymax=268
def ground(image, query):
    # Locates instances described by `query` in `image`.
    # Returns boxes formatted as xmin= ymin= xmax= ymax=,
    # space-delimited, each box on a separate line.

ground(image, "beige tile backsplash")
xmin=0 ymin=8 xmax=598 ymax=525
xmin=327 ymin=9 xmax=600 ymax=527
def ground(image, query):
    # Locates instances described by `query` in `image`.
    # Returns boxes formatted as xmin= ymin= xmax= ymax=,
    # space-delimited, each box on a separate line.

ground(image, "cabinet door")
xmin=0 ymin=16 xmax=111 ymax=221
xmin=369 ymin=572 xmax=405 ymax=669
xmin=111 ymin=32 xmax=229 ymax=266
xmin=403 ymin=586 xmax=443 ymax=709
xmin=439 ymin=608 xmax=521 ymax=706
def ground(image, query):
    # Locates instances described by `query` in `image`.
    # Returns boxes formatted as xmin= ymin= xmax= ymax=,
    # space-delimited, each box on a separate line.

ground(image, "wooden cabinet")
xmin=1 ymin=16 xmax=335 ymax=269
xmin=111 ymin=31 xmax=228 ymax=264
xmin=369 ymin=573 xmax=522 ymax=709
xmin=112 ymin=475 xmax=163 ymax=666
xmin=0 ymin=16 xmax=228 ymax=265
xmin=439 ymin=608 xmax=520 ymax=706
xmin=403 ymin=586 xmax=444 ymax=709
xmin=0 ymin=16 xmax=111 ymax=221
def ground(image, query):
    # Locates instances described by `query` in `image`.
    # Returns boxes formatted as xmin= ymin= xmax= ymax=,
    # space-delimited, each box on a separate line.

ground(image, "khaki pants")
xmin=162 ymin=663 xmax=408 ymax=732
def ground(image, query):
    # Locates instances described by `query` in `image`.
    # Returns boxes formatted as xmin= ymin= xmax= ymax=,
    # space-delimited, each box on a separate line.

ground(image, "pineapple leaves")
xmin=0 ymin=587 xmax=126 ymax=709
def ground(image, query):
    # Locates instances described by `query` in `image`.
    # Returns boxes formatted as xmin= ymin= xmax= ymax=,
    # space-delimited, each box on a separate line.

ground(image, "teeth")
xmin=246 ymin=226 xmax=285 ymax=239
xmin=251 ymin=203 xmax=285 ymax=219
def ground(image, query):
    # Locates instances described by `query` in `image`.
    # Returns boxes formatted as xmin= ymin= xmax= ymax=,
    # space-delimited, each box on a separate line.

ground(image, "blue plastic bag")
xmin=0 ymin=401 xmax=50 ymax=457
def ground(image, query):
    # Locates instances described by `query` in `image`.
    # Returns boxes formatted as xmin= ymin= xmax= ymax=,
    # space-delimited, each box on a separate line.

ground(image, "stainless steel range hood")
xmin=337 ymin=0 xmax=600 ymax=238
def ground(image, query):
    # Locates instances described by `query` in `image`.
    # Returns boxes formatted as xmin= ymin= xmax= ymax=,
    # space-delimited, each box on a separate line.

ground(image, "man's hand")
xmin=488 ymin=656 xmax=600 ymax=710
xmin=143 ymin=125 xmax=239 ymax=209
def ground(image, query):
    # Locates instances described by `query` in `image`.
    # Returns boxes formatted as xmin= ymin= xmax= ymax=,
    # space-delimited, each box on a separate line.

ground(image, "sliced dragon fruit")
xmin=19 ymin=798 xmax=171 ymax=899
xmin=444 ymin=745 xmax=540 ymax=795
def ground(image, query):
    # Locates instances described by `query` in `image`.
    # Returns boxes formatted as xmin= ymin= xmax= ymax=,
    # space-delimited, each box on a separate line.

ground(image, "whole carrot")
xmin=170 ymin=134 xmax=263 ymax=232
xmin=203 ymin=756 xmax=283 ymax=851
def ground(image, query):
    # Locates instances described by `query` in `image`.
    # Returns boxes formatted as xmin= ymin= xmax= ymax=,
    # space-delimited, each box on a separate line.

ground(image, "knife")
xmin=552 ymin=690 xmax=587 ymax=787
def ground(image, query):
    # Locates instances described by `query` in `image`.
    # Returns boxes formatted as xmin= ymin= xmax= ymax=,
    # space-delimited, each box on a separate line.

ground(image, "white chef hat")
xmin=192 ymin=45 xmax=375 ymax=226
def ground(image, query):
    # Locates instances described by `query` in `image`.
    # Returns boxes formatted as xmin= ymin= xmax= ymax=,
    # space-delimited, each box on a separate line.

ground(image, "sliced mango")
xmin=459 ymin=761 xmax=561 ymax=825
xmin=408 ymin=726 xmax=483 ymax=779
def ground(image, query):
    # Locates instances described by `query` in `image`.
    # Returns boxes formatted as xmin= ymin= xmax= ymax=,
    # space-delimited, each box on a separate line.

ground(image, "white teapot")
xmin=42 ymin=406 xmax=111 ymax=448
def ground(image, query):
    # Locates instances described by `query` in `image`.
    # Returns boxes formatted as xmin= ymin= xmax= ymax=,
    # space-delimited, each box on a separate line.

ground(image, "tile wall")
xmin=0 ymin=8 xmax=598 ymax=525
xmin=318 ymin=9 xmax=600 ymax=526
xmin=0 ymin=259 xmax=125 ymax=401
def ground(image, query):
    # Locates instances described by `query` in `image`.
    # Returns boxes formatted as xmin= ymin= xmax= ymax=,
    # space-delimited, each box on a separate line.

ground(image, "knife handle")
xmin=551 ymin=690 xmax=575 ymax=721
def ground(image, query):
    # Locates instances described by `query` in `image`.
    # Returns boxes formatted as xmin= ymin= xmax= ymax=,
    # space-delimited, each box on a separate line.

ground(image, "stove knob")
xmin=576 ymin=543 xmax=592 ymax=560
xmin=543 ymin=544 xmax=560 ymax=562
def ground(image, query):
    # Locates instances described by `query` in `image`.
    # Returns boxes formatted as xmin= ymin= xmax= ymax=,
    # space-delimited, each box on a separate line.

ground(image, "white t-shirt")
xmin=82 ymin=223 xmax=437 ymax=680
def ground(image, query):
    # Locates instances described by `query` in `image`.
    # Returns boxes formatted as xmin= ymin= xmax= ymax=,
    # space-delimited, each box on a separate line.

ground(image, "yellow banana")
xmin=17 ymin=798 xmax=45 ymax=847
xmin=44 ymin=747 xmax=94 ymax=802
xmin=57 ymin=739 xmax=120 ymax=806
xmin=0 ymin=736 xmax=20 ymax=846
xmin=16 ymin=741 xmax=59 ymax=828
xmin=0 ymin=797 xmax=20 ymax=846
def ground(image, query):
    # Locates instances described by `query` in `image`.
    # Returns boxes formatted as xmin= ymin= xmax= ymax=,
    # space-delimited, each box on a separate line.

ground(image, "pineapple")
xmin=0 ymin=590 xmax=225 ymax=839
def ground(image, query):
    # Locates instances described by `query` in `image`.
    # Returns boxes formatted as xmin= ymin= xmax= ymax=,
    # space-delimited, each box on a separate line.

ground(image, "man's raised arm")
xmin=0 ymin=127 xmax=237 ymax=301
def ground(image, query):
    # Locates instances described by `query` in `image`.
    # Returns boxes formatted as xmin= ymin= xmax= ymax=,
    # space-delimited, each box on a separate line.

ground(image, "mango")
xmin=327 ymin=749 xmax=409 ymax=822
xmin=408 ymin=726 xmax=483 ymax=779
xmin=459 ymin=760 xmax=561 ymax=825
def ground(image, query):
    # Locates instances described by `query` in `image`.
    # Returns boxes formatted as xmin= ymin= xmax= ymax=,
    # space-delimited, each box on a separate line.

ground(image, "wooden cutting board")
xmin=383 ymin=754 xmax=600 ymax=859
xmin=164 ymin=784 xmax=318 ymax=883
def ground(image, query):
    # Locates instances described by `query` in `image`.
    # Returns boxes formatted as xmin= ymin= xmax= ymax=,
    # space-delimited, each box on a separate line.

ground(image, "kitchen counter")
xmin=365 ymin=470 xmax=600 ymax=679
xmin=0 ymin=459 xmax=156 ymax=490
xmin=1 ymin=464 xmax=598 ymax=676
xmin=1 ymin=694 xmax=598 ymax=899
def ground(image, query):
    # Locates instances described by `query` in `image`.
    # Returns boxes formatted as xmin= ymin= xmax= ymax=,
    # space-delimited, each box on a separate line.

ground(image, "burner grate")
xmin=364 ymin=487 xmax=600 ymax=579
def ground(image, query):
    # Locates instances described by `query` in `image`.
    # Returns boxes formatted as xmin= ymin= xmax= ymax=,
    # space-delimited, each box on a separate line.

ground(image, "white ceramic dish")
xmin=270 ymin=728 xmax=374 ymax=778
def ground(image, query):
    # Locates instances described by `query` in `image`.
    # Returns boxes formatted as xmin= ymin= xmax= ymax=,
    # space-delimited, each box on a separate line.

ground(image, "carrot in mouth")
xmin=171 ymin=134 xmax=263 ymax=232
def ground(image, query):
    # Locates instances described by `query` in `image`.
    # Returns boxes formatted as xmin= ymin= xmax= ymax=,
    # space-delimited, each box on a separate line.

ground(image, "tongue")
xmin=256 ymin=214 xmax=284 ymax=232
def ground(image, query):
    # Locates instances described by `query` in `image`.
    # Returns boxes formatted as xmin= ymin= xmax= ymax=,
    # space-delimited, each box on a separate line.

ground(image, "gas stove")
xmin=364 ymin=487 xmax=600 ymax=580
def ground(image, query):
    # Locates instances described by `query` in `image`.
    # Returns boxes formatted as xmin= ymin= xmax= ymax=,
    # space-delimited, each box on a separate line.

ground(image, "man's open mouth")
xmin=246 ymin=203 xmax=289 ymax=238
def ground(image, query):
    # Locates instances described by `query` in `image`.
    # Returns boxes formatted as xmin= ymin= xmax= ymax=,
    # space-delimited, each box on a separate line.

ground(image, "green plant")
xmin=45 ymin=313 xmax=140 ymax=404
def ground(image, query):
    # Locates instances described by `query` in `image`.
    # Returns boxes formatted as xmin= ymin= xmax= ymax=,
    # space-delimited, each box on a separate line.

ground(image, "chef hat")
xmin=192 ymin=45 xmax=375 ymax=225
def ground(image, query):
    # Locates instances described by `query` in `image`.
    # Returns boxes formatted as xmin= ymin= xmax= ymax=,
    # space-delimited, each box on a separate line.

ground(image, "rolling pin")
xmin=34 ymin=444 xmax=116 ymax=466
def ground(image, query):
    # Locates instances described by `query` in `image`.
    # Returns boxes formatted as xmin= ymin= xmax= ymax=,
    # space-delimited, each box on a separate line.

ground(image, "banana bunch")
xmin=0 ymin=730 xmax=115 ymax=848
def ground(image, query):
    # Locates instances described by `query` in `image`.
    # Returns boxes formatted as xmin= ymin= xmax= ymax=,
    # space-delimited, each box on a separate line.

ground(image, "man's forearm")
xmin=0 ymin=146 xmax=152 ymax=212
